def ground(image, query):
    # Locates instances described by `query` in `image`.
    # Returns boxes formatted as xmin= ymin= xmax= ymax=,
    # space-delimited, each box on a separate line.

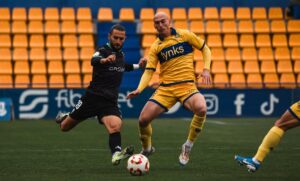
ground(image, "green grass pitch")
xmin=0 ymin=118 xmax=300 ymax=181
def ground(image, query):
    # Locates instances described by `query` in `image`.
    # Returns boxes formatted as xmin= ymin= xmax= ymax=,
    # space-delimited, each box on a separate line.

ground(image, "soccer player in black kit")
xmin=55 ymin=24 xmax=147 ymax=165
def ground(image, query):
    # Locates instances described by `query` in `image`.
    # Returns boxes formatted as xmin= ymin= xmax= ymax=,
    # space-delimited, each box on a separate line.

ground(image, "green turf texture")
xmin=1 ymin=118 xmax=300 ymax=181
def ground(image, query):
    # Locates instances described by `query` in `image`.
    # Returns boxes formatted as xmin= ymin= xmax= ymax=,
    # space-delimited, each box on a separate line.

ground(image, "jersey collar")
xmin=158 ymin=27 xmax=177 ymax=41
xmin=106 ymin=42 xmax=122 ymax=52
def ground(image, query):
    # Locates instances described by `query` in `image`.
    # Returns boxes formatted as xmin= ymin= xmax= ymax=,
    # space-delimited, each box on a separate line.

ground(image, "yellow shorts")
xmin=289 ymin=100 xmax=300 ymax=121
xmin=149 ymin=82 xmax=199 ymax=111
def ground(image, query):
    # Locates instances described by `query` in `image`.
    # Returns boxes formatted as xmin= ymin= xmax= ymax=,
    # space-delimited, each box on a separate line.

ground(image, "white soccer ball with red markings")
xmin=127 ymin=154 xmax=150 ymax=176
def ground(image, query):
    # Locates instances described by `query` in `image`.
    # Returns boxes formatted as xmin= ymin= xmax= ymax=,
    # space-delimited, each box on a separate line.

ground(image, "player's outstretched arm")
xmin=91 ymin=53 xmax=116 ymax=66
xmin=101 ymin=54 xmax=116 ymax=64
xmin=138 ymin=57 xmax=147 ymax=69
xmin=125 ymin=57 xmax=147 ymax=71
xmin=200 ymin=45 xmax=212 ymax=85
xmin=126 ymin=69 xmax=154 ymax=99
xmin=126 ymin=89 xmax=140 ymax=99
xmin=201 ymin=69 xmax=212 ymax=85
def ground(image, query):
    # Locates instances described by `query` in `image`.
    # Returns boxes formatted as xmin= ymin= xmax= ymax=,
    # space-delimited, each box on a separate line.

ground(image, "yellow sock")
xmin=187 ymin=114 xmax=206 ymax=142
xmin=139 ymin=124 xmax=152 ymax=150
xmin=254 ymin=126 xmax=284 ymax=162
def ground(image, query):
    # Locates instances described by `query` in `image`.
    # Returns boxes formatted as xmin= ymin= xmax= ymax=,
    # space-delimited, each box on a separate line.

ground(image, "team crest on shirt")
xmin=93 ymin=51 xmax=101 ymax=57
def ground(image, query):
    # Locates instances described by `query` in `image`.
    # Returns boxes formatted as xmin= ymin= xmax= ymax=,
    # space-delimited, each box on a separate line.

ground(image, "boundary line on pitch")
xmin=1 ymin=146 xmax=300 ymax=153
xmin=181 ymin=118 xmax=254 ymax=126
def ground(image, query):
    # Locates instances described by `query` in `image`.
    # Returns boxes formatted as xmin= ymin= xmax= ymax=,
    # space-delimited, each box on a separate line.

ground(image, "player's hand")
xmin=194 ymin=71 xmax=201 ymax=79
xmin=126 ymin=89 xmax=140 ymax=99
xmin=101 ymin=54 xmax=116 ymax=64
xmin=201 ymin=69 xmax=212 ymax=85
xmin=138 ymin=57 xmax=147 ymax=69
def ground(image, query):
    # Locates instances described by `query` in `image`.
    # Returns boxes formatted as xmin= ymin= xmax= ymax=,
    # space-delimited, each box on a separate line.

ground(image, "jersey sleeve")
xmin=145 ymin=43 xmax=159 ymax=71
xmin=183 ymin=30 xmax=206 ymax=50
xmin=124 ymin=63 xmax=134 ymax=71
xmin=91 ymin=48 xmax=105 ymax=66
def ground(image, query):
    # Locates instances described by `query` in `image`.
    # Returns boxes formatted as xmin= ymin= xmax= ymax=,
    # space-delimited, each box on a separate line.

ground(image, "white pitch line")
xmin=180 ymin=118 xmax=248 ymax=125
xmin=1 ymin=146 xmax=300 ymax=153
xmin=0 ymin=147 xmax=177 ymax=153
xmin=206 ymin=120 xmax=258 ymax=126
xmin=206 ymin=120 xmax=227 ymax=125
xmin=0 ymin=148 xmax=106 ymax=153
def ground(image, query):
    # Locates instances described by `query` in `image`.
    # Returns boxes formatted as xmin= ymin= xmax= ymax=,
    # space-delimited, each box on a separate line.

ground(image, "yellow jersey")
xmin=289 ymin=100 xmax=300 ymax=120
xmin=146 ymin=28 xmax=205 ymax=85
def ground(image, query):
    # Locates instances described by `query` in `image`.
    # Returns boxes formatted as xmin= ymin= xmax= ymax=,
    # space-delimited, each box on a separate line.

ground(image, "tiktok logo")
xmin=260 ymin=94 xmax=279 ymax=115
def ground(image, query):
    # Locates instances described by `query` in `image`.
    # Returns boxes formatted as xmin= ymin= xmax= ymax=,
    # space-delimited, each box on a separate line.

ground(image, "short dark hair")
xmin=110 ymin=24 xmax=126 ymax=34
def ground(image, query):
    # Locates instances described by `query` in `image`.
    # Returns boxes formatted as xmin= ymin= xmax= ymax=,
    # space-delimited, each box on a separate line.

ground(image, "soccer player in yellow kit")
xmin=235 ymin=100 xmax=300 ymax=172
xmin=126 ymin=12 xmax=212 ymax=165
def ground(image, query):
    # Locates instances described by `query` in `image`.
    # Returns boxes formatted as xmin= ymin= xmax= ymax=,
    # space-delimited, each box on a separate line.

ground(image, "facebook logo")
xmin=234 ymin=94 xmax=245 ymax=116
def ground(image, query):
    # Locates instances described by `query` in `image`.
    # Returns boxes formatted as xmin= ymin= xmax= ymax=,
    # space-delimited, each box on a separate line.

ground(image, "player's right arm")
xmin=91 ymin=49 xmax=116 ymax=66
xmin=126 ymin=69 xmax=155 ymax=99
xmin=126 ymin=44 xmax=158 ymax=99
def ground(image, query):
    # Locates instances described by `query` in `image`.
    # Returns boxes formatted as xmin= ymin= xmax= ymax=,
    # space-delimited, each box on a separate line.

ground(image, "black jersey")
xmin=87 ymin=43 xmax=134 ymax=101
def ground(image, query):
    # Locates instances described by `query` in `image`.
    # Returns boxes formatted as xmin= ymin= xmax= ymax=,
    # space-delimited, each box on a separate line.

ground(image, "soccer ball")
xmin=127 ymin=154 xmax=150 ymax=176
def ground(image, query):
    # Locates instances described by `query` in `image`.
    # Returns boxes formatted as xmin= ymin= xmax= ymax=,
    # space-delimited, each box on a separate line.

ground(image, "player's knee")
xmin=60 ymin=122 xmax=71 ymax=132
xmin=194 ymin=105 xmax=207 ymax=116
xmin=139 ymin=121 xmax=148 ymax=128
xmin=274 ymin=118 xmax=281 ymax=127
xmin=139 ymin=113 xmax=151 ymax=127
xmin=60 ymin=117 xmax=78 ymax=132
xmin=274 ymin=118 xmax=288 ymax=131
xmin=138 ymin=118 xmax=149 ymax=128
xmin=108 ymin=121 xmax=122 ymax=133
xmin=192 ymin=94 xmax=207 ymax=116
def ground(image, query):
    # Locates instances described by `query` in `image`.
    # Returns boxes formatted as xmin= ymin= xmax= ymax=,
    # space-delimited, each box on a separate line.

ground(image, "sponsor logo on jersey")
xmin=157 ymin=42 xmax=193 ymax=63
xmin=109 ymin=66 xmax=125 ymax=72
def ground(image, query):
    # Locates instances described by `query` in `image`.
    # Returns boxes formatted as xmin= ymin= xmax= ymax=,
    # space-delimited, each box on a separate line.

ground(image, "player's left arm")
xmin=185 ymin=31 xmax=212 ymax=85
xmin=200 ymin=45 xmax=212 ymax=85
xmin=124 ymin=57 xmax=147 ymax=72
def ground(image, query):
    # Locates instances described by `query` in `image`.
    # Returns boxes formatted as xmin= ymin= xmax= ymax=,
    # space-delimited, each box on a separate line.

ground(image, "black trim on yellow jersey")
xmin=149 ymin=99 xmax=168 ymax=112
xmin=158 ymin=27 xmax=177 ymax=41
xmin=183 ymin=92 xmax=200 ymax=105
xmin=199 ymin=41 xmax=206 ymax=51
xmin=288 ymin=108 xmax=300 ymax=122
xmin=145 ymin=68 xmax=156 ymax=71
xmin=160 ymin=80 xmax=194 ymax=86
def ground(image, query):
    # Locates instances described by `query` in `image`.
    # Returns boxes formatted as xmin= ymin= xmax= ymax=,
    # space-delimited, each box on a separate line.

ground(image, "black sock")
xmin=109 ymin=132 xmax=121 ymax=155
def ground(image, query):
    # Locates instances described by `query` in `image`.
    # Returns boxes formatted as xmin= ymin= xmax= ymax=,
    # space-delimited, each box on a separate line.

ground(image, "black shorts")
xmin=69 ymin=91 xmax=122 ymax=123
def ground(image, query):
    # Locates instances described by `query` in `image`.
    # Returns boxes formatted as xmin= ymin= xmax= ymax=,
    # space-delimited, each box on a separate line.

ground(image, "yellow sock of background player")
xmin=187 ymin=114 xmax=206 ymax=143
xmin=254 ymin=126 xmax=284 ymax=162
xmin=139 ymin=124 xmax=152 ymax=151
